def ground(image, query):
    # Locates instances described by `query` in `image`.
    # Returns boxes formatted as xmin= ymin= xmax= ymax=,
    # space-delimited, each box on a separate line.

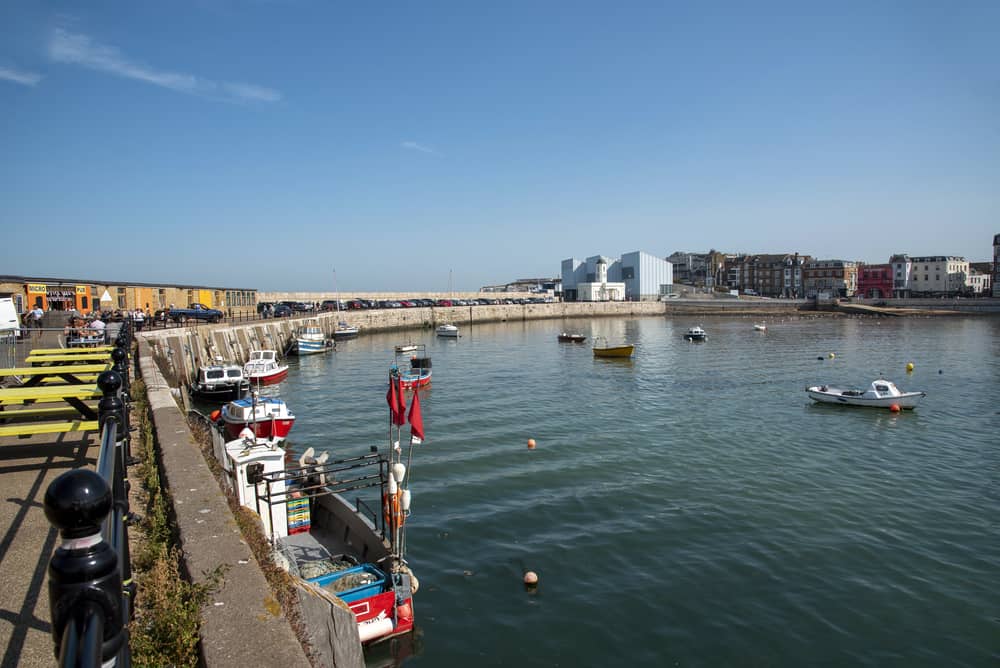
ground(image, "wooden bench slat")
xmin=0 ymin=406 xmax=95 ymax=419
xmin=29 ymin=346 xmax=117 ymax=355
xmin=0 ymin=420 xmax=99 ymax=437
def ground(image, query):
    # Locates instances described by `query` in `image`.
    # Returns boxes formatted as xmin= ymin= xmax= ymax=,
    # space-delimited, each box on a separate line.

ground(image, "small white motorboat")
xmin=806 ymin=379 xmax=926 ymax=409
xmin=436 ymin=324 xmax=459 ymax=338
xmin=684 ymin=326 xmax=707 ymax=341
xmin=395 ymin=343 xmax=419 ymax=353
xmin=753 ymin=323 xmax=767 ymax=332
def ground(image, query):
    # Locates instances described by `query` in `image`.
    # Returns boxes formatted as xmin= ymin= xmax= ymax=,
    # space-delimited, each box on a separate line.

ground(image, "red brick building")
xmin=856 ymin=263 xmax=894 ymax=299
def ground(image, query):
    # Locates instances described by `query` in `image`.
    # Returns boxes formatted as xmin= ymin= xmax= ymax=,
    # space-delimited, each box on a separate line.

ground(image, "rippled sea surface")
xmin=270 ymin=314 xmax=1000 ymax=668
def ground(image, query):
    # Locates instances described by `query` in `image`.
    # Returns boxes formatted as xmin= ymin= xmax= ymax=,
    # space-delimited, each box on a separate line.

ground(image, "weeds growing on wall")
xmin=129 ymin=379 xmax=224 ymax=667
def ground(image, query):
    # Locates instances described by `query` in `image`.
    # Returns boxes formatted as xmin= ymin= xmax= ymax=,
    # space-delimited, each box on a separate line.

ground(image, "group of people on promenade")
xmin=63 ymin=313 xmax=108 ymax=346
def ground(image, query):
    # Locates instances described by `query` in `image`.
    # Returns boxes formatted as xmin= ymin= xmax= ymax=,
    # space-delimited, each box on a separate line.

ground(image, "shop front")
xmin=24 ymin=283 xmax=94 ymax=313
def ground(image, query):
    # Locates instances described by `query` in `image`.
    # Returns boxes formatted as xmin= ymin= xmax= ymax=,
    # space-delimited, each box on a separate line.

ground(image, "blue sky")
xmin=2 ymin=1 xmax=997 ymax=291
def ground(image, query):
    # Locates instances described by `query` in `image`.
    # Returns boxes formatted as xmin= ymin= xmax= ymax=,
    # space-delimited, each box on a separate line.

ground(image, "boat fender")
xmin=210 ymin=409 xmax=221 ymax=421
xmin=357 ymin=615 xmax=395 ymax=643
xmin=399 ymin=565 xmax=419 ymax=594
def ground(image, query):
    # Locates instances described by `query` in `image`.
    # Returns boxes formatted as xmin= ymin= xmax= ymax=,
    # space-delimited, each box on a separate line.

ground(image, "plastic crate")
xmin=307 ymin=563 xmax=387 ymax=603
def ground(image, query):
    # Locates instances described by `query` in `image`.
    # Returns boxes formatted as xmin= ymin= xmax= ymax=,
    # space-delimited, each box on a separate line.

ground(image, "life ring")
xmin=382 ymin=490 xmax=405 ymax=529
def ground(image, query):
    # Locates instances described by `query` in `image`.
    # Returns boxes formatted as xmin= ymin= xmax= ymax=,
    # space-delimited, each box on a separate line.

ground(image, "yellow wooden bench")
xmin=0 ymin=420 xmax=99 ymax=438
xmin=0 ymin=385 xmax=102 ymax=421
xmin=0 ymin=405 xmax=96 ymax=421
xmin=25 ymin=353 xmax=113 ymax=366
xmin=0 ymin=365 xmax=110 ymax=387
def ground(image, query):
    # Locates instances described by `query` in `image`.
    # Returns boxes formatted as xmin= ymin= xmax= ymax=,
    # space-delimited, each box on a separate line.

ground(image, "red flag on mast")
xmin=407 ymin=388 xmax=424 ymax=442
xmin=387 ymin=374 xmax=405 ymax=425
xmin=395 ymin=376 xmax=407 ymax=424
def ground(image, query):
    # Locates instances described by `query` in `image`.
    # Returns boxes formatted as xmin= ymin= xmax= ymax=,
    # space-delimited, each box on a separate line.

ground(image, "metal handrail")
xmin=46 ymin=320 xmax=134 ymax=668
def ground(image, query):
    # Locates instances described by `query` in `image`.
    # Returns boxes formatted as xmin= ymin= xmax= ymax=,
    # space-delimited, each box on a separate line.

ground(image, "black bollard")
xmin=96 ymin=371 xmax=124 ymax=433
xmin=45 ymin=469 xmax=125 ymax=663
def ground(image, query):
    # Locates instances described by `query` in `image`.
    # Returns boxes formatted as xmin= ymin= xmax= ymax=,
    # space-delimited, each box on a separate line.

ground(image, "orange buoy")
xmin=210 ymin=409 xmax=221 ymax=421
xmin=889 ymin=404 xmax=901 ymax=413
xmin=523 ymin=571 xmax=538 ymax=585
xmin=527 ymin=438 xmax=536 ymax=449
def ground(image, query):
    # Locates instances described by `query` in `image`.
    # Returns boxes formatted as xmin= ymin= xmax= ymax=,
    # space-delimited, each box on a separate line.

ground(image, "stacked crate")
xmin=287 ymin=496 xmax=311 ymax=534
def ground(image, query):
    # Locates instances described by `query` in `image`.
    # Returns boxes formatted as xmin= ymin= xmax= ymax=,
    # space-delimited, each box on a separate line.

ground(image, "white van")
xmin=0 ymin=297 xmax=21 ymax=335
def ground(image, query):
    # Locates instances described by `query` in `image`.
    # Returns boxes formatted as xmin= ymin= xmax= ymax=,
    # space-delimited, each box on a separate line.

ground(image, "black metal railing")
xmin=44 ymin=320 xmax=135 ymax=668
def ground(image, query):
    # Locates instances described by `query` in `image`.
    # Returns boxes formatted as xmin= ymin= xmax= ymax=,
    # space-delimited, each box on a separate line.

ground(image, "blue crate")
xmin=307 ymin=563 xmax=387 ymax=603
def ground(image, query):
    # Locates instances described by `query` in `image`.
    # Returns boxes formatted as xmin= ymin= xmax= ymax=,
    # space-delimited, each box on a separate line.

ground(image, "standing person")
xmin=27 ymin=304 xmax=44 ymax=336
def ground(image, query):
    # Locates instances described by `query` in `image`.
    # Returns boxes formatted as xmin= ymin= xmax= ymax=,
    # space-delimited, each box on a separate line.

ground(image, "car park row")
xmin=255 ymin=296 xmax=555 ymax=316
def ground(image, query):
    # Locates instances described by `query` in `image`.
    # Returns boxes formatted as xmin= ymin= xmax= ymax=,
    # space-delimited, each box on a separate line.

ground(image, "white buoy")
xmin=388 ymin=476 xmax=397 ymax=495
xmin=392 ymin=463 xmax=407 ymax=483
xmin=401 ymin=488 xmax=411 ymax=511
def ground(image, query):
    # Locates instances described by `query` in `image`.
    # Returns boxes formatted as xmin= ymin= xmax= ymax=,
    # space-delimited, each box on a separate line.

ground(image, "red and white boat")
xmin=244 ymin=349 xmax=288 ymax=385
xmin=394 ymin=344 xmax=431 ymax=389
xmin=219 ymin=394 xmax=295 ymax=439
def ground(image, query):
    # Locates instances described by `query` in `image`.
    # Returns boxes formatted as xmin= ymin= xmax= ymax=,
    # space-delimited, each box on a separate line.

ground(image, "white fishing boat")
xmin=333 ymin=322 xmax=360 ymax=339
xmin=292 ymin=319 xmax=334 ymax=355
xmin=208 ymin=365 xmax=424 ymax=650
xmin=806 ymin=379 xmax=926 ymax=409
xmin=244 ymin=349 xmax=289 ymax=385
xmin=436 ymin=324 xmax=459 ymax=338
xmin=684 ymin=326 xmax=707 ymax=341
xmin=190 ymin=360 xmax=250 ymax=401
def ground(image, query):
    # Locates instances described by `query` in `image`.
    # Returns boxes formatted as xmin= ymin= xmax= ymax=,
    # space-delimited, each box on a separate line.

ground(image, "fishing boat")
xmin=218 ymin=393 xmax=296 ymax=439
xmin=806 ymin=379 xmax=926 ymax=409
xmin=557 ymin=333 xmax=587 ymax=343
xmin=593 ymin=337 xmax=634 ymax=358
xmin=333 ymin=322 xmax=360 ymax=340
xmin=753 ymin=323 xmax=767 ymax=332
xmin=394 ymin=344 xmax=431 ymax=389
xmin=244 ymin=349 xmax=289 ymax=385
xmin=436 ymin=324 xmax=459 ymax=338
xmin=208 ymin=368 xmax=423 ymax=649
xmin=684 ymin=326 xmax=707 ymax=341
xmin=190 ymin=360 xmax=250 ymax=401
xmin=292 ymin=319 xmax=334 ymax=355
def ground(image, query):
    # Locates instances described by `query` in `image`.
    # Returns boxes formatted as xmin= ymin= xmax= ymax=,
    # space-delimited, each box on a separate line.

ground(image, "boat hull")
xmin=222 ymin=416 xmax=295 ymax=439
xmin=191 ymin=382 xmax=249 ymax=402
xmin=334 ymin=329 xmax=359 ymax=340
xmin=400 ymin=371 xmax=431 ymax=389
xmin=806 ymin=387 xmax=925 ymax=409
xmin=294 ymin=338 xmax=332 ymax=355
xmin=684 ymin=334 xmax=707 ymax=341
xmin=246 ymin=368 xmax=288 ymax=385
xmin=593 ymin=345 xmax=634 ymax=358
xmin=558 ymin=334 xmax=586 ymax=343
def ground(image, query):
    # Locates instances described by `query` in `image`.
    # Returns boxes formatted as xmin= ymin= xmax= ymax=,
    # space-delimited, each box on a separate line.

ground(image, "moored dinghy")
xmin=684 ymin=326 xmax=707 ymax=341
xmin=806 ymin=379 xmax=926 ymax=409
xmin=592 ymin=336 xmax=634 ymax=358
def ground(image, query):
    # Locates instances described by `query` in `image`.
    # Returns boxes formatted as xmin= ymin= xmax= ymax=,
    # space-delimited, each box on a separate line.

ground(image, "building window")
xmin=117 ymin=287 xmax=127 ymax=309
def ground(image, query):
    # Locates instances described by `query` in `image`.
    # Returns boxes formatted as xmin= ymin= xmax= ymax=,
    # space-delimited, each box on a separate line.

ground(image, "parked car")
xmin=272 ymin=304 xmax=293 ymax=318
xmin=320 ymin=300 xmax=345 ymax=311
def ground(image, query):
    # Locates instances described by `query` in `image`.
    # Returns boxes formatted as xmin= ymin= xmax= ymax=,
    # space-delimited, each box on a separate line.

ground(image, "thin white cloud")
xmin=0 ymin=66 xmax=43 ymax=86
xmin=401 ymin=141 xmax=438 ymax=155
xmin=48 ymin=28 xmax=281 ymax=103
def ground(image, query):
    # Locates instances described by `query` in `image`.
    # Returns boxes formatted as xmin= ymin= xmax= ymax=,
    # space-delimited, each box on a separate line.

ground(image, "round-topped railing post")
xmin=45 ymin=469 xmax=125 ymax=664
xmin=97 ymin=372 xmax=124 ymax=434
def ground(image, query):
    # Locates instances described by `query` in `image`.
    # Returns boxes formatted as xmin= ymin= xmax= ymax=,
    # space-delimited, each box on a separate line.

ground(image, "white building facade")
xmin=561 ymin=252 xmax=672 ymax=301
xmin=909 ymin=256 xmax=969 ymax=296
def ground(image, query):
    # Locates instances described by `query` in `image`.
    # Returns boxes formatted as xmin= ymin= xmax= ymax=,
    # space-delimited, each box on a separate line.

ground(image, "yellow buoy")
xmin=828 ymin=352 xmax=835 ymax=359
xmin=906 ymin=362 xmax=914 ymax=372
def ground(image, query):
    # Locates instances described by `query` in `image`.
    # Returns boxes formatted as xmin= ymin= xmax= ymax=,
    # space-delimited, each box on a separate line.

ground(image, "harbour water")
xmin=269 ymin=314 xmax=998 ymax=667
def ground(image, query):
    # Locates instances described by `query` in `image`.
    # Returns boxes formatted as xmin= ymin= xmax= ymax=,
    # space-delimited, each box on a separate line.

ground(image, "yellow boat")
xmin=592 ymin=338 xmax=634 ymax=358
